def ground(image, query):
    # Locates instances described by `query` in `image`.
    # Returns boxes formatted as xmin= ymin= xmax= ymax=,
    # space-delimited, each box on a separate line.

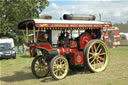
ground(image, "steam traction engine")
xmin=18 ymin=14 xmax=111 ymax=80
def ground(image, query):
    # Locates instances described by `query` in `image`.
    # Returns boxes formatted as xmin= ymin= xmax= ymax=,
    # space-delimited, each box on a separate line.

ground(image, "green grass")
xmin=0 ymin=46 xmax=128 ymax=85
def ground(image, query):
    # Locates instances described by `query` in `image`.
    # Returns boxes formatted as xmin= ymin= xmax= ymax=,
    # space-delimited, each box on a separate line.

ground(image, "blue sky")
xmin=40 ymin=0 xmax=128 ymax=23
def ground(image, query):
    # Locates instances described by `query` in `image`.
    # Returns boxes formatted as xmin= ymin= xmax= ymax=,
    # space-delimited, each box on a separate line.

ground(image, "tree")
xmin=0 ymin=0 xmax=49 ymax=45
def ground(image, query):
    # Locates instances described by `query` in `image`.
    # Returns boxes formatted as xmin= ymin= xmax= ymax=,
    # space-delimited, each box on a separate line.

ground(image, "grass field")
xmin=0 ymin=46 xmax=128 ymax=85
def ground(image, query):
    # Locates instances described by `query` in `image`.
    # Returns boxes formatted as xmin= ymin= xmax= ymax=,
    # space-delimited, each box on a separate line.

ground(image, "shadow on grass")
xmin=0 ymin=68 xmax=91 ymax=83
xmin=19 ymin=54 xmax=32 ymax=58
xmin=40 ymin=68 xmax=91 ymax=83
xmin=68 ymin=68 xmax=91 ymax=76
xmin=40 ymin=75 xmax=54 ymax=82
xmin=0 ymin=71 xmax=35 ymax=82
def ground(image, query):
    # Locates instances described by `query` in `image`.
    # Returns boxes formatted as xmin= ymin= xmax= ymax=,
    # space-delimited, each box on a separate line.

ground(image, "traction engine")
xmin=18 ymin=14 xmax=110 ymax=80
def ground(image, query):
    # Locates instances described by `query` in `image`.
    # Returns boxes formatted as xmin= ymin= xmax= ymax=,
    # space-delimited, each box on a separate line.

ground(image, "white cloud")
xmin=123 ymin=7 xmax=128 ymax=11
xmin=113 ymin=11 xmax=121 ymax=17
xmin=50 ymin=3 xmax=58 ymax=9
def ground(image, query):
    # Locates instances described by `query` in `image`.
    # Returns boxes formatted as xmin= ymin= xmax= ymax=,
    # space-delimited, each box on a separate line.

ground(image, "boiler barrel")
xmin=63 ymin=14 xmax=96 ymax=21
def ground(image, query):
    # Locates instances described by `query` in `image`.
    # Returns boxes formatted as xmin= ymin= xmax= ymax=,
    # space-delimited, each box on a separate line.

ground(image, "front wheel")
xmin=50 ymin=55 xmax=69 ymax=80
xmin=12 ymin=53 xmax=16 ymax=59
xmin=84 ymin=40 xmax=109 ymax=73
xmin=31 ymin=55 xmax=49 ymax=78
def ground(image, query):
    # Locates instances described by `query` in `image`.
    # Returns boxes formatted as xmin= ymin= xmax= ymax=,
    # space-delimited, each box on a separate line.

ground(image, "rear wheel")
xmin=50 ymin=55 xmax=69 ymax=80
xmin=84 ymin=40 xmax=109 ymax=72
xmin=31 ymin=55 xmax=49 ymax=78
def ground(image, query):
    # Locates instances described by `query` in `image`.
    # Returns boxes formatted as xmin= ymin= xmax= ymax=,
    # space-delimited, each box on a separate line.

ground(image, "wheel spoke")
xmin=54 ymin=69 xmax=59 ymax=75
xmin=97 ymin=59 xmax=101 ymax=63
xmin=54 ymin=69 xmax=58 ymax=73
xmin=61 ymin=63 xmax=65 ymax=67
xmin=35 ymin=67 xmax=39 ymax=71
xmin=89 ymin=56 xmax=94 ymax=60
xmin=58 ymin=70 xmax=61 ymax=76
xmin=99 ymin=57 xmax=104 ymax=61
xmin=35 ymin=67 xmax=40 ymax=72
xmin=61 ymin=69 xmax=65 ymax=73
xmin=91 ymin=47 xmax=94 ymax=53
xmin=91 ymin=58 xmax=96 ymax=64
xmin=34 ymin=65 xmax=39 ymax=68
xmin=61 ymin=61 xmax=64 ymax=64
xmin=35 ymin=63 xmax=39 ymax=67
xmin=94 ymin=45 xmax=97 ymax=52
xmin=35 ymin=63 xmax=39 ymax=66
xmin=39 ymin=68 xmax=42 ymax=72
xmin=59 ymin=59 xmax=62 ymax=64
xmin=96 ymin=59 xmax=102 ymax=69
xmin=96 ymin=44 xmax=101 ymax=51
xmin=60 ymin=59 xmax=63 ymax=64
xmin=53 ymin=64 xmax=58 ymax=69
xmin=98 ymin=48 xmax=103 ymax=54
xmin=99 ymin=52 xmax=106 ymax=55
xmin=57 ymin=71 xmax=59 ymax=76
xmin=89 ymin=52 xmax=94 ymax=55
xmin=59 ymin=71 xmax=63 ymax=76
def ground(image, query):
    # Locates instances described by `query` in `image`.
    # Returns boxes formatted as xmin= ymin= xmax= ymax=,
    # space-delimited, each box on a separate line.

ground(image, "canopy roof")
xmin=18 ymin=19 xmax=112 ymax=30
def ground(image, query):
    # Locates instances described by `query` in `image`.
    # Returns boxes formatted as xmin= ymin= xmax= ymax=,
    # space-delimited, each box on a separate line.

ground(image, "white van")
xmin=0 ymin=38 xmax=16 ymax=59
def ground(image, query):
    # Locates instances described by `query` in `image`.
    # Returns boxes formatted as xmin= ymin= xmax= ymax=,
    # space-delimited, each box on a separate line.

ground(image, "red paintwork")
xmin=36 ymin=23 xmax=112 ymax=28
xmin=29 ymin=42 xmax=53 ymax=56
xmin=29 ymin=44 xmax=36 ymax=57
xmin=80 ymin=33 xmax=92 ymax=49
xmin=70 ymin=52 xmax=83 ymax=65
xmin=70 ymin=41 xmax=77 ymax=48
xmin=37 ymin=43 xmax=53 ymax=50
xmin=103 ymin=28 xmax=120 ymax=46
xmin=57 ymin=47 xmax=77 ymax=56
xmin=57 ymin=47 xmax=64 ymax=55
xmin=110 ymin=29 xmax=120 ymax=43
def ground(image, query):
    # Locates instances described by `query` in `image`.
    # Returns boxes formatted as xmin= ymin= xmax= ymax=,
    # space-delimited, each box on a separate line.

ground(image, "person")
xmin=58 ymin=31 xmax=69 ymax=47
xmin=22 ymin=43 xmax=27 ymax=55
xmin=100 ymin=29 xmax=107 ymax=41
xmin=38 ymin=32 xmax=48 ymax=42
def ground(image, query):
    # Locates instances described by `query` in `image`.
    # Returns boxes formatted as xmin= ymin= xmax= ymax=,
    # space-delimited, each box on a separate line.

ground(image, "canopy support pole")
xmin=78 ymin=29 xmax=80 ymax=35
xmin=70 ymin=29 xmax=72 ymax=39
xmin=36 ymin=28 xmax=40 ymax=43
xmin=33 ymin=26 xmax=36 ymax=43
xmin=26 ymin=27 xmax=29 ymax=43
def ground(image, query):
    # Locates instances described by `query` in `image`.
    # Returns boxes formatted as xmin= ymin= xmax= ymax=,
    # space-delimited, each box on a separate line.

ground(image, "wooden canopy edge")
xmin=18 ymin=19 xmax=35 ymax=29
xmin=18 ymin=19 xmax=112 ymax=30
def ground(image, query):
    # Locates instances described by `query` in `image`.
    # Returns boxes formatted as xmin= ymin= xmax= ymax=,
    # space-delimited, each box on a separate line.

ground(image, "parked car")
xmin=0 ymin=38 xmax=16 ymax=59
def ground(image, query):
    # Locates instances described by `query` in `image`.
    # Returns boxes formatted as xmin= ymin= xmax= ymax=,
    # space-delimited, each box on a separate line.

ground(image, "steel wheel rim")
xmin=34 ymin=57 xmax=49 ymax=76
xmin=87 ymin=41 xmax=108 ymax=72
xmin=52 ymin=57 xmax=68 ymax=79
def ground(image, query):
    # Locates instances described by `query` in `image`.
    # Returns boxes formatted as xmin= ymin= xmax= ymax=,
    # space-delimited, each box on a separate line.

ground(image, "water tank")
xmin=63 ymin=14 xmax=96 ymax=21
